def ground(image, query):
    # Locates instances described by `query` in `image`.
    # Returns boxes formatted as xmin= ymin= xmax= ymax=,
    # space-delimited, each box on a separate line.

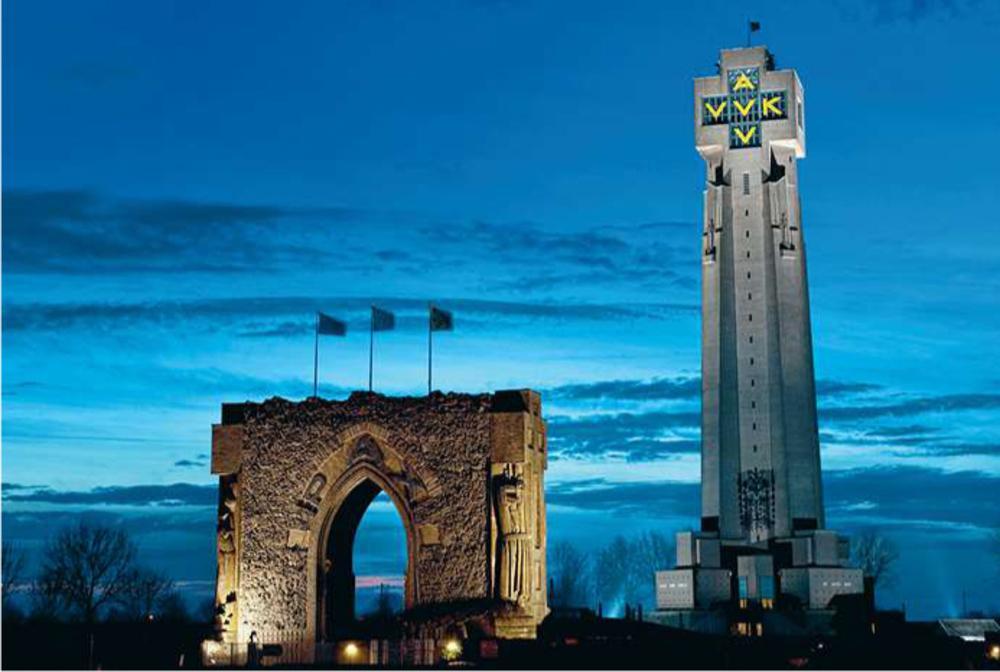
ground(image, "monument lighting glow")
xmin=201 ymin=391 xmax=550 ymax=665
xmin=654 ymin=46 xmax=864 ymax=631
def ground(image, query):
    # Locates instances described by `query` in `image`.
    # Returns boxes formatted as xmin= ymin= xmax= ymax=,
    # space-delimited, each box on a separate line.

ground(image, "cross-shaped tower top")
xmin=694 ymin=47 xmax=805 ymax=160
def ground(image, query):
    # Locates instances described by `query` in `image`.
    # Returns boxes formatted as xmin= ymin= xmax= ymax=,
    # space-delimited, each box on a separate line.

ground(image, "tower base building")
xmin=653 ymin=47 xmax=863 ymax=636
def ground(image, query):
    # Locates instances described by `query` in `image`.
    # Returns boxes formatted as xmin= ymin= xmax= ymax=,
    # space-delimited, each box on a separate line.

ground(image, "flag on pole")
xmin=369 ymin=305 xmax=395 ymax=392
xmin=430 ymin=306 xmax=453 ymax=332
xmin=427 ymin=304 xmax=453 ymax=395
xmin=371 ymin=306 xmax=396 ymax=332
xmin=318 ymin=312 xmax=347 ymax=336
xmin=749 ymin=20 xmax=760 ymax=32
xmin=313 ymin=312 xmax=347 ymax=398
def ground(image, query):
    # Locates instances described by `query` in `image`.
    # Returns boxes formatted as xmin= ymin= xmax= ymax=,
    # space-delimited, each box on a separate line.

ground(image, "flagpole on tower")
xmin=747 ymin=19 xmax=760 ymax=48
xmin=313 ymin=312 xmax=320 ymax=398
xmin=368 ymin=305 xmax=375 ymax=392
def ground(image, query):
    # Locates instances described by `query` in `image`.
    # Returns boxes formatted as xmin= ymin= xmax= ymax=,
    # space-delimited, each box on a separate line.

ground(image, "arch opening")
xmin=318 ymin=474 xmax=413 ymax=640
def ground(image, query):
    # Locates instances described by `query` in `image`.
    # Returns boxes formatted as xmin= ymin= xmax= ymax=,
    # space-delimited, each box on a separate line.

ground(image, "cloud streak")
xmin=2 ymin=482 xmax=217 ymax=507
xmin=546 ymin=466 xmax=1000 ymax=531
xmin=2 ymin=189 xmax=369 ymax=275
xmin=3 ymin=296 xmax=695 ymax=334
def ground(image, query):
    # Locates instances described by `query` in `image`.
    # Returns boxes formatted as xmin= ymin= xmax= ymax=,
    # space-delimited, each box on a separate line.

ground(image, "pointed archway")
xmin=315 ymin=463 xmax=417 ymax=641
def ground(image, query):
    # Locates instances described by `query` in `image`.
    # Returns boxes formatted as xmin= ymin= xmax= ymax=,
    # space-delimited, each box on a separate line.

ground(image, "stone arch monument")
xmin=202 ymin=390 xmax=548 ymax=666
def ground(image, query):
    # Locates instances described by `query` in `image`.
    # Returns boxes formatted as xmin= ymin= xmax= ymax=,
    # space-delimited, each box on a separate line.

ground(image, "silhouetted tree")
xmin=37 ymin=522 xmax=138 ymax=624
xmin=374 ymin=582 xmax=395 ymax=618
xmin=595 ymin=535 xmax=630 ymax=613
xmin=29 ymin=572 xmax=65 ymax=622
xmin=591 ymin=532 xmax=676 ymax=615
xmin=549 ymin=541 xmax=590 ymax=607
xmin=630 ymin=531 xmax=673 ymax=609
xmin=851 ymin=531 xmax=899 ymax=590
xmin=115 ymin=567 xmax=176 ymax=621
xmin=156 ymin=590 xmax=191 ymax=622
xmin=2 ymin=542 xmax=27 ymax=608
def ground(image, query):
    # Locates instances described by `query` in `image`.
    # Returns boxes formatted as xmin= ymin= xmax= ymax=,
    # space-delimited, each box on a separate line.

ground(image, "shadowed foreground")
xmin=2 ymin=613 xmax=995 ymax=670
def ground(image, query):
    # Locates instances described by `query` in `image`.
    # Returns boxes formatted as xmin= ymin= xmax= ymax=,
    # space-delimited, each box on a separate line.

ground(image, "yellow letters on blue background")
xmin=732 ymin=73 xmax=756 ymax=91
xmin=762 ymin=96 xmax=783 ymax=117
xmin=734 ymin=98 xmax=756 ymax=118
xmin=734 ymin=126 xmax=757 ymax=145
xmin=705 ymin=100 xmax=727 ymax=121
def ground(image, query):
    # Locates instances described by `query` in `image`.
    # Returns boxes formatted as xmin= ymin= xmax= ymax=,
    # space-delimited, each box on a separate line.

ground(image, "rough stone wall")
xmin=206 ymin=389 xmax=546 ymax=661
xmin=237 ymin=392 xmax=493 ymax=636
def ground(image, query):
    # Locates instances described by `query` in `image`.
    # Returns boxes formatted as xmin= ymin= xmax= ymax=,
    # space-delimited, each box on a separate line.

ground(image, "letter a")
xmin=733 ymin=73 xmax=755 ymax=92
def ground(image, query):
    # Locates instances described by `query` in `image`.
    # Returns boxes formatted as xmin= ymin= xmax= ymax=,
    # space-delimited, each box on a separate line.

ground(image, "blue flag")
xmin=317 ymin=312 xmax=347 ymax=336
xmin=371 ymin=306 xmax=395 ymax=332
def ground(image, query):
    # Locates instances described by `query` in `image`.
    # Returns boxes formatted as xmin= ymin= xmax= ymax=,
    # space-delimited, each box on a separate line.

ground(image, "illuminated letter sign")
xmin=702 ymin=68 xmax=788 ymax=149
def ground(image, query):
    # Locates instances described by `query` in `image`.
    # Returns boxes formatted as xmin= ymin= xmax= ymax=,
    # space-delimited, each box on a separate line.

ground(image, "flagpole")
xmin=313 ymin=312 xmax=319 ymax=398
xmin=427 ymin=303 xmax=433 ymax=396
xmin=368 ymin=305 xmax=374 ymax=393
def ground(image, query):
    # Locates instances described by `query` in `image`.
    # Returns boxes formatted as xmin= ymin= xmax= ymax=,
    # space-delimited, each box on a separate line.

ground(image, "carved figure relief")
xmin=394 ymin=465 xmax=429 ymax=503
xmin=298 ymin=473 xmax=327 ymax=514
xmin=778 ymin=212 xmax=795 ymax=251
xmin=704 ymin=215 xmax=717 ymax=259
xmin=737 ymin=468 xmax=776 ymax=538
xmin=493 ymin=464 xmax=531 ymax=607
xmin=215 ymin=474 xmax=240 ymax=637
xmin=352 ymin=435 xmax=384 ymax=463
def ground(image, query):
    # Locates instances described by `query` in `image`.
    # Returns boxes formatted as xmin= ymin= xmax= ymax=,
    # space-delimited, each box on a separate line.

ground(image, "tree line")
xmin=2 ymin=522 xmax=208 ymax=625
xmin=548 ymin=531 xmax=673 ymax=614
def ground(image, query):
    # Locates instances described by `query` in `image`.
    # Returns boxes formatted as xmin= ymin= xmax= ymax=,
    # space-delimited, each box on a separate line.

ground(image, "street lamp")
xmin=443 ymin=639 xmax=462 ymax=662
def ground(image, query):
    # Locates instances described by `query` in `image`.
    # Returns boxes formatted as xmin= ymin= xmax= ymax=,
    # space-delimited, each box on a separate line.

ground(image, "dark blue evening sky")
xmin=3 ymin=0 xmax=999 ymax=619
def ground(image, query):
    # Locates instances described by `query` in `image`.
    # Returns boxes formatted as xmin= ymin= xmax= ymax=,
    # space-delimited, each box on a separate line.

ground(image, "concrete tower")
xmin=655 ymin=47 xmax=862 ymax=635
xmin=698 ymin=48 xmax=819 ymax=543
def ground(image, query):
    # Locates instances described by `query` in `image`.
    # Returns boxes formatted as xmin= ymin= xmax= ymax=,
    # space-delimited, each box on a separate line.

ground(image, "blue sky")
xmin=3 ymin=0 xmax=999 ymax=620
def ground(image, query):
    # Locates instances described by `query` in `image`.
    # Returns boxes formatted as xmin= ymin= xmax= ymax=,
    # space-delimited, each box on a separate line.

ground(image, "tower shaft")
xmin=696 ymin=47 xmax=821 ymax=544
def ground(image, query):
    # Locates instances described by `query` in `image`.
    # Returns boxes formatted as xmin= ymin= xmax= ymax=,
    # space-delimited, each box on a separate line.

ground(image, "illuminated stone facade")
xmin=202 ymin=390 xmax=548 ymax=665
xmin=654 ymin=47 xmax=862 ymax=634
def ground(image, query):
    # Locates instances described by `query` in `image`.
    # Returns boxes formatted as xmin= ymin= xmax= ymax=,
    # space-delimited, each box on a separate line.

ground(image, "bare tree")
xmin=631 ymin=531 xmax=673 ymax=610
xmin=30 ymin=572 xmax=65 ymax=622
xmin=549 ymin=541 xmax=590 ymax=608
xmin=117 ymin=567 xmax=175 ymax=621
xmin=373 ymin=582 xmax=397 ymax=618
xmin=851 ymin=531 xmax=899 ymax=590
xmin=591 ymin=532 xmax=675 ymax=615
xmin=595 ymin=535 xmax=630 ymax=612
xmin=157 ymin=590 xmax=190 ymax=622
xmin=38 ymin=522 xmax=138 ymax=624
xmin=2 ymin=542 xmax=27 ymax=607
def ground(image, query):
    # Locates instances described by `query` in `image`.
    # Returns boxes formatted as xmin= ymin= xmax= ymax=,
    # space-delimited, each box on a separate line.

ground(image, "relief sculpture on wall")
xmin=215 ymin=473 xmax=240 ymax=640
xmin=493 ymin=463 xmax=531 ymax=607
